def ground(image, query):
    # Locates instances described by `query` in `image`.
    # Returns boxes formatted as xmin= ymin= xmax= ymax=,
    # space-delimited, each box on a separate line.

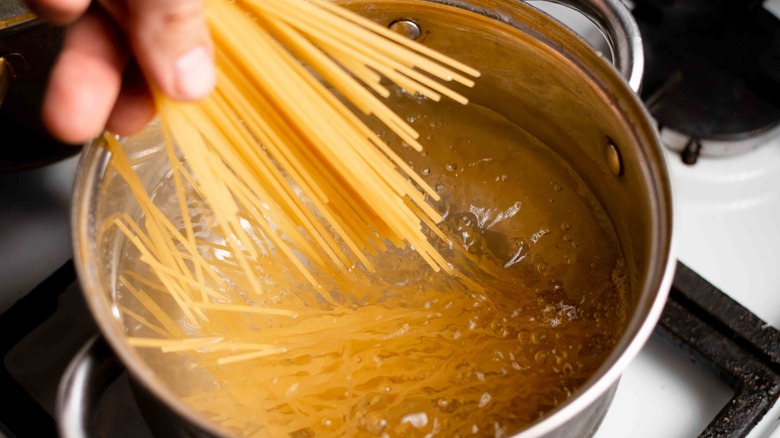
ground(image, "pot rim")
xmin=70 ymin=0 xmax=675 ymax=436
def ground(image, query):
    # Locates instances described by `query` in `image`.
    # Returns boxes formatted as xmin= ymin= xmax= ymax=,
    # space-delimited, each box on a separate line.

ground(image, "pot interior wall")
xmin=341 ymin=0 xmax=666 ymax=311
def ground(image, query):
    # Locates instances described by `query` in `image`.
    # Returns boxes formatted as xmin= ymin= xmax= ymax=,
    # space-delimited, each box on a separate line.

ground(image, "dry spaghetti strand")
xmin=144 ymin=0 xmax=480 ymax=282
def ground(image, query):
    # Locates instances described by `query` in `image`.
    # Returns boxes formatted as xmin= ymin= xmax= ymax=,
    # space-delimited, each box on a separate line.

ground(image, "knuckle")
xmin=159 ymin=2 xmax=205 ymax=29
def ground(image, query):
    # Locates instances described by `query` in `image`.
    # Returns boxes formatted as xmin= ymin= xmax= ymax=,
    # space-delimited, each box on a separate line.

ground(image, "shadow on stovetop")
xmin=0 ymin=262 xmax=152 ymax=437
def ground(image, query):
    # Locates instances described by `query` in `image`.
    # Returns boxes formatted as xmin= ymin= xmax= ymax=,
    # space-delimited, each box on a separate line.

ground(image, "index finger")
xmin=119 ymin=0 xmax=216 ymax=101
xmin=24 ymin=0 xmax=91 ymax=25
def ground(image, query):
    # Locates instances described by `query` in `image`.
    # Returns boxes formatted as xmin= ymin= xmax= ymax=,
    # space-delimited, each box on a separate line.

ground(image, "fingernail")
xmin=174 ymin=46 xmax=216 ymax=99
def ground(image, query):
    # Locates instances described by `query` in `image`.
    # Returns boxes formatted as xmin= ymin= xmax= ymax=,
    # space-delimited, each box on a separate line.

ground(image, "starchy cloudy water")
xmin=113 ymin=88 xmax=629 ymax=437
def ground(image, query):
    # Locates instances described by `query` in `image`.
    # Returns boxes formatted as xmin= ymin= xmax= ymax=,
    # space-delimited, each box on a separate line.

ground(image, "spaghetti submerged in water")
xmin=103 ymin=0 xmax=630 ymax=436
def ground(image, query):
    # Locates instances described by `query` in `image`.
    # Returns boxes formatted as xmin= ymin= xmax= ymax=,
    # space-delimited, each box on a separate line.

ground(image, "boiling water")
xmin=114 ymin=89 xmax=628 ymax=437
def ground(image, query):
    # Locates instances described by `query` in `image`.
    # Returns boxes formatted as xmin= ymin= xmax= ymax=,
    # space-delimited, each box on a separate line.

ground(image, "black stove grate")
xmin=0 ymin=260 xmax=778 ymax=437
xmin=0 ymin=260 xmax=75 ymax=437
xmin=657 ymin=263 xmax=780 ymax=437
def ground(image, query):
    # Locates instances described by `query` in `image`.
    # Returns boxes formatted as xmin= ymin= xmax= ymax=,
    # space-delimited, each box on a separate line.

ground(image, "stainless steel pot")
xmin=61 ymin=0 xmax=676 ymax=436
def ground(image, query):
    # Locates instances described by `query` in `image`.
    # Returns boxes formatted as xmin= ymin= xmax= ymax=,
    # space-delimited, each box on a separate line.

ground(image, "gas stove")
xmin=1 ymin=0 xmax=780 ymax=437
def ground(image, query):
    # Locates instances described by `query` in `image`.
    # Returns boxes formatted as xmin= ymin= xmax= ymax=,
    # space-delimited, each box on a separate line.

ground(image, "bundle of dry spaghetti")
xmin=131 ymin=0 xmax=481 ymax=289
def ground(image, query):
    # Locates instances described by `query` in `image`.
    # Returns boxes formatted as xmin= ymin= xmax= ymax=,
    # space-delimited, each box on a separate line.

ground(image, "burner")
xmin=633 ymin=0 xmax=780 ymax=161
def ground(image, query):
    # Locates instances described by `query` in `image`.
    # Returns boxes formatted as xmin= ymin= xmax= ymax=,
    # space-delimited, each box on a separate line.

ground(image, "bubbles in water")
xmin=529 ymin=228 xmax=550 ymax=245
xmin=445 ymin=162 xmax=458 ymax=172
xmin=478 ymin=392 xmax=492 ymax=408
xmin=436 ymin=398 xmax=458 ymax=413
xmin=400 ymin=412 xmax=428 ymax=429
xmin=364 ymin=415 xmax=387 ymax=435
xmin=560 ymin=304 xmax=578 ymax=320
xmin=468 ymin=202 xmax=521 ymax=230
xmin=422 ymin=168 xmax=431 ymax=176
xmin=517 ymin=330 xmax=531 ymax=343
xmin=611 ymin=258 xmax=629 ymax=297
xmin=531 ymin=332 xmax=547 ymax=344
xmin=504 ymin=244 xmax=526 ymax=268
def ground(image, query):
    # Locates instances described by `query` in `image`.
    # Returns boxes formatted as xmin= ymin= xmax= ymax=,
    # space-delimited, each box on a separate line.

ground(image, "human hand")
xmin=26 ymin=0 xmax=216 ymax=144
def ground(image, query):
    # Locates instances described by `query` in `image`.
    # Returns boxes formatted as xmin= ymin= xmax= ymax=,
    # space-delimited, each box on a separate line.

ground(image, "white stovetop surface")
xmin=2 ymin=3 xmax=780 ymax=435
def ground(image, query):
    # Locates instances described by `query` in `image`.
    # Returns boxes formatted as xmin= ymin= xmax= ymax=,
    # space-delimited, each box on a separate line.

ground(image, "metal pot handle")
xmin=0 ymin=56 xmax=14 ymax=108
xmin=540 ymin=0 xmax=644 ymax=93
xmin=56 ymin=335 xmax=124 ymax=438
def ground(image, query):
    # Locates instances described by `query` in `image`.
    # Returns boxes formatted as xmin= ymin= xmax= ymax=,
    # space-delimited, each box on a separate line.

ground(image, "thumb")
xmin=114 ymin=0 xmax=216 ymax=101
